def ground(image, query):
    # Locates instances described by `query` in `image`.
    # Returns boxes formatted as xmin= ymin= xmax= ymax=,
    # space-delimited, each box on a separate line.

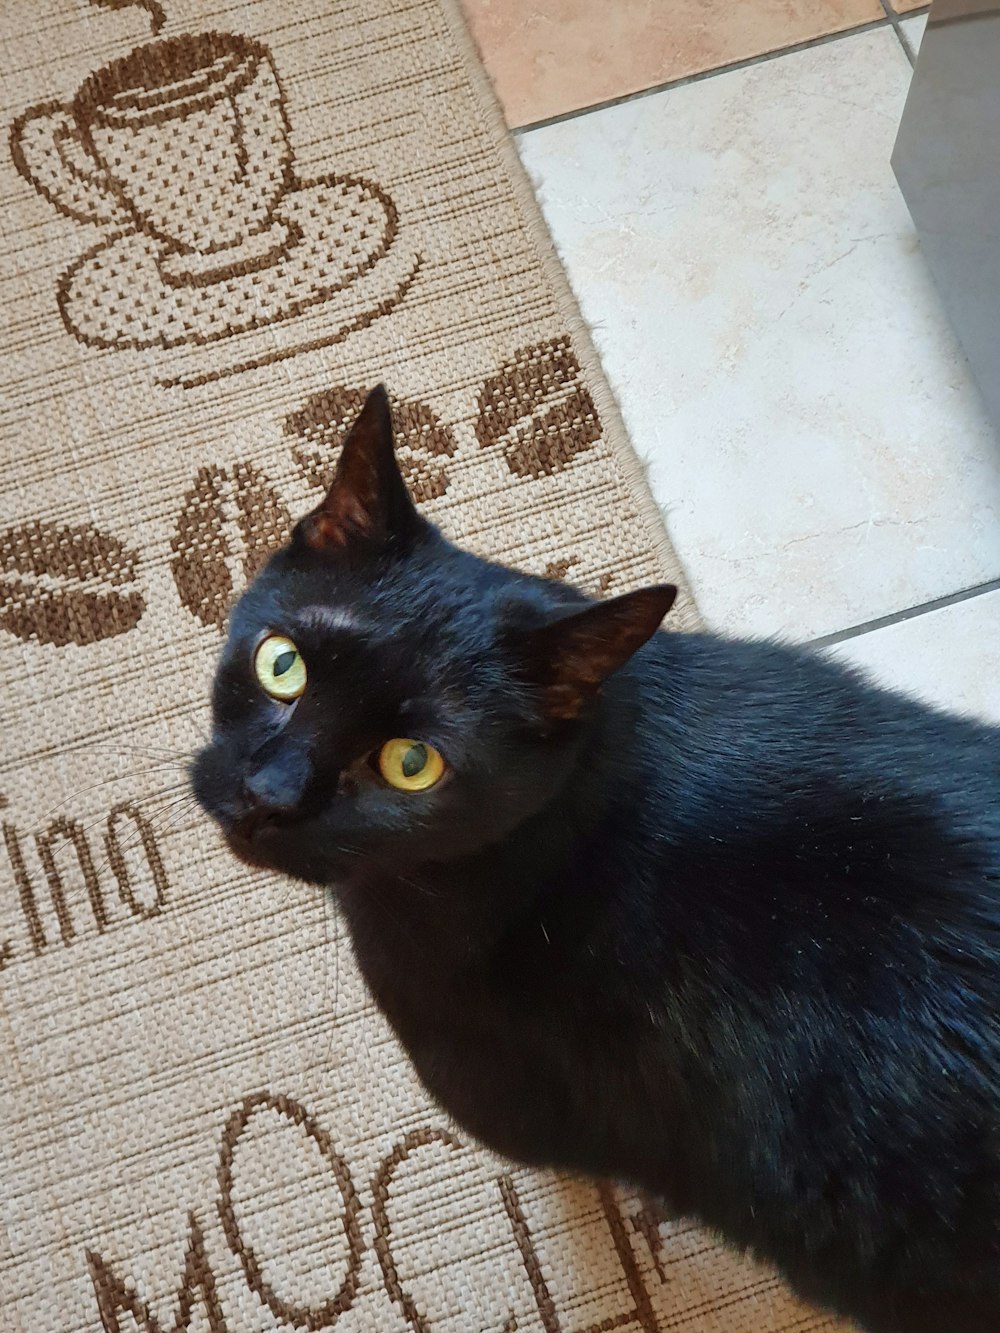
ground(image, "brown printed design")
xmin=171 ymin=461 xmax=291 ymax=630
xmin=2 ymin=799 xmax=167 ymax=970
xmin=217 ymin=1093 xmax=364 ymax=1327
xmin=89 ymin=1215 xmax=225 ymax=1333
xmin=87 ymin=1092 xmax=669 ymax=1333
xmin=2 ymin=333 xmax=602 ymax=652
xmin=0 ymin=519 xmax=144 ymax=646
xmin=9 ymin=30 xmax=419 ymax=363
xmin=286 ymin=387 xmax=458 ymax=505
xmin=90 ymin=0 xmax=166 ymax=36
xmin=476 ymin=337 xmax=603 ymax=479
xmin=87 ymin=1092 xmax=363 ymax=1333
xmin=630 ymin=1200 xmax=676 ymax=1286
xmin=541 ymin=556 xmax=580 ymax=582
xmin=542 ymin=557 xmax=616 ymax=596
xmin=497 ymin=1177 xmax=661 ymax=1333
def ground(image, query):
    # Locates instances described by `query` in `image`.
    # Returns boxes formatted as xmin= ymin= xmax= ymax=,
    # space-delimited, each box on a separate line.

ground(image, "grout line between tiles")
xmin=880 ymin=0 xmax=916 ymax=66
xmin=807 ymin=579 xmax=1000 ymax=650
xmin=512 ymin=16 xmax=895 ymax=135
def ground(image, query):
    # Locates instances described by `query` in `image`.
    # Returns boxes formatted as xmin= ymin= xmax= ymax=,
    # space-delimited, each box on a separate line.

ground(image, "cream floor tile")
xmin=825 ymin=591 xmax=1000 ymax=723
xmin=900 ymin=11 xmax=928 ymax=56
xmin=891 ymin=0 xmax=929 ymax=13
xmin=517 ymin=28 xmax=1000 ymax=642
xmin=459 ymin=0 xmax=884 ymax=128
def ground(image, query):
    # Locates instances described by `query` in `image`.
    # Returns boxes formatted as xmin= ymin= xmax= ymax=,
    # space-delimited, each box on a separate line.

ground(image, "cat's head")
xmin=192 ymin=387 xmax=676 ymax=883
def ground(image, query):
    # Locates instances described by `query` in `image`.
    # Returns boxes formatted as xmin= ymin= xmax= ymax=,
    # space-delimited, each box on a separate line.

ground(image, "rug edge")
xmin=436 ymin=0 xmax=702 ymax=631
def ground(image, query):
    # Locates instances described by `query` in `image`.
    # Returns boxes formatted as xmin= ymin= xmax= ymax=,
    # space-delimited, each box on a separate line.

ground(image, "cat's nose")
xmin=242 ymin=766 xmax=301 ymax=818
xmin=238 ymin=747 xmax=311 ymax=834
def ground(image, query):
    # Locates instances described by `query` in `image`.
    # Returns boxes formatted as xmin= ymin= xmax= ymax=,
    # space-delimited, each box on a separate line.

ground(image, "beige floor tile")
xmin=900 ymin=11 xmax=928 ymax=56
xmin=460 ymin=0 xmax=885 ymax=127
xmin=826 ymin=592 xmax=1000 ymax=724
xmin=517 ymin=29 xmax=1000 ymax=642
xmin=891 ymin=0 xmax=929 ymax=13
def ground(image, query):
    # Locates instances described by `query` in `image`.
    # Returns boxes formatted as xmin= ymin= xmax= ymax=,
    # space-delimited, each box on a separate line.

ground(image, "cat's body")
xmin=339 ymin=630 xmax=1000 ymax=1333
xmin=194 ymin=389 xmax=1000 ymax=1333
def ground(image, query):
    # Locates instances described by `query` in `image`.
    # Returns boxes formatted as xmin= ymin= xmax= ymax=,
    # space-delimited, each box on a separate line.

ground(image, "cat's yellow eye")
xmin=378 ymin=739 xmax=446 ymax=792
xmin=254 ymin=634 xmax=307 ymax=701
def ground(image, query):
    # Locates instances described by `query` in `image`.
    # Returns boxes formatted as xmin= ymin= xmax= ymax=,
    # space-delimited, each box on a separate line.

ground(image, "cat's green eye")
xmin=254 ymin=634 xmax=307 ymax=701
xmin=378 ymin=739 xmax=445 ymax=793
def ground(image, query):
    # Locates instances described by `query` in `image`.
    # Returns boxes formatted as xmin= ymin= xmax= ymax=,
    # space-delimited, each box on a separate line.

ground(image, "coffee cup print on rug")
xmin=9 ymin=29 xmax=420 ymax=387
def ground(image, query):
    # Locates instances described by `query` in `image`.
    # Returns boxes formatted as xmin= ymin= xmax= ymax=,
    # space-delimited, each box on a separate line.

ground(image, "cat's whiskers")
xmin=71 ymin=741 xmax=195 ymax=764
xmin=86 ymin=789 xmax=199 ymax=888
xmin=320 ymin=888 xmax=343 ymax=1070
xmin=324 ymin=846 xmax=383 ymax=1075
xmin=325 ymin=839 xmax=441 ymax=903
xmin=32 ymin=764 xmax=192 ymax=828
xmin=360 ymin=836 xmax=444 ymax=901
xmin=143 ymin=789 xmax=200 ymax=830
xmin=353 ymin=868 xmax=430 ymax=957
xmin=394 ymin=872 xmax=441 ymax=901
xmin=70 ymin=779 xmax=193 ymax=842
xmin=306 ymin=842 xmax=392 ymax=1073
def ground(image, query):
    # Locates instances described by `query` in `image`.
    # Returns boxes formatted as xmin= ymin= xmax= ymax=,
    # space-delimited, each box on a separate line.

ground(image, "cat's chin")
xmin=223 ymin=828 xmax=281 ymax=873
xmin=221 ymin=822 xmax=349 ymax=887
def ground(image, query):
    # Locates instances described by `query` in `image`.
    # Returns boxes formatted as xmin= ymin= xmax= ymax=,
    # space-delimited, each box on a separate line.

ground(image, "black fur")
xmin=193 ymin=389 xmax=1000 ymax=1332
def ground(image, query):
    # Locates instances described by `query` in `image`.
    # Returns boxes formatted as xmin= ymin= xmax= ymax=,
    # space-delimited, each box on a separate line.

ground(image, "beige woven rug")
xmin=0 ymin=2 xmax=848 ymax=1329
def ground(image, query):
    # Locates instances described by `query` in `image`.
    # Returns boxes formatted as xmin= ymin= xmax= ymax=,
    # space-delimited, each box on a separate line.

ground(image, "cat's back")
xmin=624 ymin=629 xmax=1000 ymax=978
xmin=611 ymin=632 xmax=1000 ymax=1330
xmin=638 ymin=628 xmax=1000 ymax=829
xmin=602 ymin=629 xmax=1000 ymax=1129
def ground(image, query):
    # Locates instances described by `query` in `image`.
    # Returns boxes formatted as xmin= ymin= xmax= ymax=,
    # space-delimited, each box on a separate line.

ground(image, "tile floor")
xmin=461 ymin=0 xmax=886 ymax=127
xmin=463 ymin=0 xmax=924 ymax=128
xmin=461 ymin=2 xmax=1000 ymax=725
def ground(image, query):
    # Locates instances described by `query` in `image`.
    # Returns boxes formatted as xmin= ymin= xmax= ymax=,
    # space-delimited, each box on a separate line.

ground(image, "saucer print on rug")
xmin=10 ymin=29 xmax=419 ymax=379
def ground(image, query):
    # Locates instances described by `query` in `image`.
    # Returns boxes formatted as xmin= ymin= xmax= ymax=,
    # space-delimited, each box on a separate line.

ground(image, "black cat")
xmin=193 ymin=387 xmax=1000 ymax=1332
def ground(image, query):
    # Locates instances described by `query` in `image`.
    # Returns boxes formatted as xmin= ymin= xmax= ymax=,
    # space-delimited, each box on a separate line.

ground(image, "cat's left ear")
xmin=294 ymin=385 xmax=420 ymax=553
xmin=517 ymin=584 xmax=677 ymax=722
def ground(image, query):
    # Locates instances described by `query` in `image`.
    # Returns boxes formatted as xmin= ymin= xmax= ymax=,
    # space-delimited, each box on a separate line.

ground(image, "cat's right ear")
xmin=293 ymin=385 xmax=420 ymax=553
